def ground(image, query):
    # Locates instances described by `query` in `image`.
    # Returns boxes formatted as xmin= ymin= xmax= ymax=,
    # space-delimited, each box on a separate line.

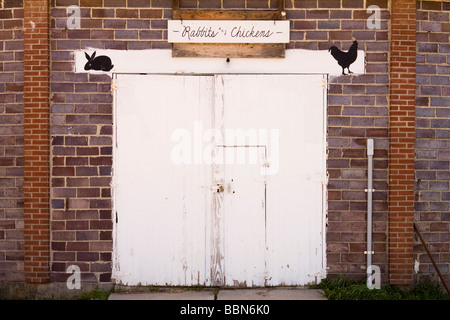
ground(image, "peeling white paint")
xmin=112 ymin=74 xmax=327 ymax=286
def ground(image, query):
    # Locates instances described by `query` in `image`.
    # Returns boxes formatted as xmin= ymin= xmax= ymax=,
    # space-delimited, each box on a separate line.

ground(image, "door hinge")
xmin=321 ymin=78 xmax=328 ymax=90
xmin=111 ymin=79 xmax=119 ymax=92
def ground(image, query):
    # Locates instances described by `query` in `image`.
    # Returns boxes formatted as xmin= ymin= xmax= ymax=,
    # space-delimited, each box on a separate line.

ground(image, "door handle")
xmin=211 ymin=184 xmax=224 ymax=193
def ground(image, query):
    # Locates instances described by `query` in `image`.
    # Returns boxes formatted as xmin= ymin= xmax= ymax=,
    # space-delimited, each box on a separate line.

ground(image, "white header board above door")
xmin=74 ymin=49 xmax=365 ymax=76
xmin=168 ymin=20 xmax=290 ymax=44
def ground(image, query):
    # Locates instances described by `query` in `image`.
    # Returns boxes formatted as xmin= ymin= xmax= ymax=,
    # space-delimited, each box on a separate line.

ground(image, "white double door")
xmin=113 ymin=74 xmax=326 ymax=287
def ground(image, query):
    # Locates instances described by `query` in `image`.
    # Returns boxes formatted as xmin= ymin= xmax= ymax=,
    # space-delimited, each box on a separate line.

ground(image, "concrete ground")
xmin=108 ymin=287 xmax=327 ymax=300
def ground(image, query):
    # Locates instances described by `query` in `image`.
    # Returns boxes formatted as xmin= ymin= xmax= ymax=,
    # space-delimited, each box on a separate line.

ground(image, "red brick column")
xmin=23 ymin=0 xmax=50 ymax=283
xmin=388 ymin=0 xmax=416 ymax=286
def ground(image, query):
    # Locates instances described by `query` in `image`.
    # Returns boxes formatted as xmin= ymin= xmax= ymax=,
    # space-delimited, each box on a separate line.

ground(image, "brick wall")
xmin=290 ymin=0 xmax=391 ymax=282
xmin=49 ymin=0 xmax=293 ymax=286
xmin=50 ymin=0 xmax=117 ymax=283
xmin=415 ymin=0 xmax=450 ymax=287
xmin=0 ymin=0 xmax=447 ymax=290
xmin=388 ymin=0 xmax=416 ymax=286
xmin=50 ymin=0 xmax=392 ymax=285
xmin=24 ymin=0 xmax=51 ymax=284
xmin=0 ymin=0 xmax=24 ymax=283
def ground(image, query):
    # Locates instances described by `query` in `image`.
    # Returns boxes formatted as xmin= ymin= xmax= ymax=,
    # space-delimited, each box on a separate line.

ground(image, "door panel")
xmin=113 ymin=74 xmax=326 ymax=287
xmin=222 ymin=147 xmax=267 ymax=287
xmin=113 ymin=75 xmax=213 ymax=286
xmin=217 ymin=75 xmax=326 ymax=286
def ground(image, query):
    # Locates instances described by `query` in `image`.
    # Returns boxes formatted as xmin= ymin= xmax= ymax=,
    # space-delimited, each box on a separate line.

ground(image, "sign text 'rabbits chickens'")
xmin=168 ymin=20 xmax=290 ymax=44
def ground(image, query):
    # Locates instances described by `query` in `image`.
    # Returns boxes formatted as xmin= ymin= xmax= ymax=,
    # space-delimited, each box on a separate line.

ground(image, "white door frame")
xmin=111 ymin=52 xmax=328 ymax=286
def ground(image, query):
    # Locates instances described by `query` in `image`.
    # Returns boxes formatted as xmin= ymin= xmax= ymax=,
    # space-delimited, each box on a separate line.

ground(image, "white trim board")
xmin=74 ymin=49 xmax=365 ymax=76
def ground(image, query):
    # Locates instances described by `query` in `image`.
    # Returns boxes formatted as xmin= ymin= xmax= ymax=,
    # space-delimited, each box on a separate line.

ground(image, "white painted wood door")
xmin=220 ymin=146 xmax=267 ymax=287
xmin=113 ymin=74 xmax=327 ymax=287
xmin=113 ymin=75 xmax=214 ymax=286
xmin=216 ymin=75 xmax=327 ymax=286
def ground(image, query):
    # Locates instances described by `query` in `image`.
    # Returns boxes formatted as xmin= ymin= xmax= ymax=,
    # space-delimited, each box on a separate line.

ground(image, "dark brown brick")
xmin=66 ymin=220 xmax=89 ymax=231
xmin=329 ymin=30 xmax=353 ymax=40
xmin=90 ymin=219 xmax=113 ymax=230
xmin=422 ymin=1 xmax=442 ymax=11
xmin=67 ymin=242 xmax=89 ymax=251
xmin=223 ymin=0 xmax=245 ymax=8
xmin=76 ymin=231 xmax=98 ymax=241
xmin=66 ymin=157 xmax=89 ymax=166
xmin=77 ymin=252 xmax=99 ymax=261
xmin=89 ymin=157 xmax=112 ymax=166
xmin=92 ymin=9 xmax=115 ymax=18
xmin=100 ymin=231 xmax=112 ymax=240
xmin=78 ymin=188 xmax=100 ymax=198
xmin=318 ymin=20 xmax=340 ymax=29
xmin=103 ymin=19 xmax=126 ymax=29
xmin=127 ymin=0 xmax=150 ymax=7
xmin=139 ymin=9 xmax=163 ymax=19
xmin=77 ymin=147 xmax=99 ymax=156
xmin=53 ymin=167 xmax=75 ymax=176
xmin=306 ymin=10 xmax=329 ymax=19
xmin=293 ymin=20 xmax=316 ymax=30
xmin=199 ymin=0 xmax=221 ymax=8
xmin=65 ymin=136 xmax=88 ymax=146
xmin=116 ymin=9 xmax=138 ymax=18
xmin=318 ymin=0 xmax=340 ymax=8
xmin=342 ymin=0 xmax=364 ymax=8
xmin=76 ymin=167 xmax=98 ymax=176
xmin=104 ymin=0 xmax=126 ymax=7
xmin=293 ymin=0 xmax=317 ymax=8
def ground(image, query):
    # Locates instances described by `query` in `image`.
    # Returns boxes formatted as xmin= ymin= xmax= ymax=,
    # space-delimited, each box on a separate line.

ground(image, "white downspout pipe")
xmin=366 ymin=139 xmax=374 ymax=284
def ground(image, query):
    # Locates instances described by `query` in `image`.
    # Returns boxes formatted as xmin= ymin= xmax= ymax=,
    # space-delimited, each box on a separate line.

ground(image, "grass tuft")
xmin=78 ymin=286 xmax=111 ymax=300
xmin=318 ymin=275 xmax=450 ymax=300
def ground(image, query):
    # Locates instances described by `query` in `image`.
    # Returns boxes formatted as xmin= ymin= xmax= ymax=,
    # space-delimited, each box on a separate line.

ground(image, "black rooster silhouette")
xmin=329 ymin=40 xmax=358 ymax=75
xmin=84 ymin=52 xmax=114 ymax=72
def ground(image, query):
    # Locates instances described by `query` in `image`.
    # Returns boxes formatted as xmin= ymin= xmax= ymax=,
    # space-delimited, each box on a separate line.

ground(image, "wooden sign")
xmin=168 ymin=20 xmax=290 ymax=44
xmin=171 ymin=0 xmax=287 ymax=58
